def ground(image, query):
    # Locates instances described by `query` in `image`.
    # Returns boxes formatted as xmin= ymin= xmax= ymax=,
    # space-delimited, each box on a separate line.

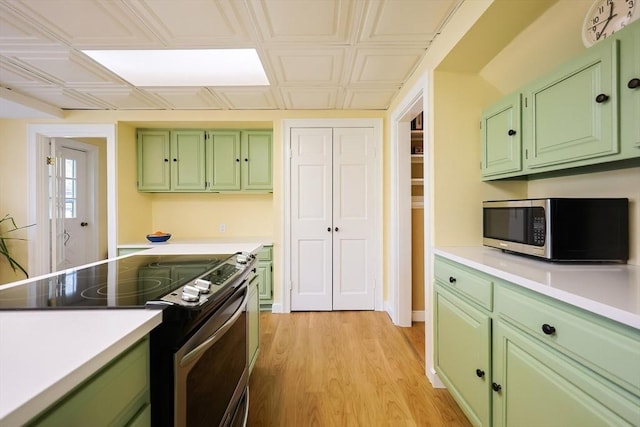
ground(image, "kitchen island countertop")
xmin=434 ymin=246 xmax=640 ymax=329
xmin=0 ymin=309 xmax=162 ymax=427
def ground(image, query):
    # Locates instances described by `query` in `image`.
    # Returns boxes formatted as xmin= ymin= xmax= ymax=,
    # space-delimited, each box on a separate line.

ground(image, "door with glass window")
xmin=53 ymin=144 xmax=91 ymax=271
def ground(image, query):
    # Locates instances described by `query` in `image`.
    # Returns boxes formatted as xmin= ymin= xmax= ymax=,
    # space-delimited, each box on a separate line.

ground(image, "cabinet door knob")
xmin=164 ymin=158 xmax=169 ymax=162
xmin=492 ymin=382 xmax=502 ymax=392
xmin=244 ymin=158 xmax=249 ymax=162
xmin=475 ymin=369 xmax=485 ymax=378
xmin=507 ymin=129 xmax=517 ymax=136
xmin=449 ymin=276 xmax=456 ymax=284
xmin=628 ymin=78 xmax=640 ymax=89
xmin=541 ymin=323 xmax=556 ymax=335
xmin=595 ymin=93 xmax=609 ymax=103
xmin=173 ymin=158 xmax=177 ymax=162
xmin=236 ymin=158 xmax=240 ymax=162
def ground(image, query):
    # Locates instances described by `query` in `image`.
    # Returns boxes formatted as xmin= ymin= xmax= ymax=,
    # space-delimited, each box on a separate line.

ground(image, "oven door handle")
xmin=179 ymin=291 xmax=248 ymax=368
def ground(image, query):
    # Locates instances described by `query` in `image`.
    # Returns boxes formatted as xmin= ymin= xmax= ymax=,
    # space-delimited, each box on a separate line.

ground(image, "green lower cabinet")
xmin=492 ymin=320 xmax=640 ymax=427
xmin=29 ymin=338 xmax=151 ymax=427
xmin=435 ymin=286 xmax=491 ymax=427
xmin=434 ymin=256 xmax=640 ymax=427
xmin=257 ymin=245 xmax=273 ymax=309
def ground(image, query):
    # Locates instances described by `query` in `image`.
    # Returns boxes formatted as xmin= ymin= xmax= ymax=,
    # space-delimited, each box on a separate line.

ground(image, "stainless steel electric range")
xmin=0 ymin=252 xmax=258 ymax=427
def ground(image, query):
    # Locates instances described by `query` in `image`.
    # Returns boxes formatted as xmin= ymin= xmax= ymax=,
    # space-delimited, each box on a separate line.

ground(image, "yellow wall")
xmin=0 ymin=119 xmax=31 ymax=284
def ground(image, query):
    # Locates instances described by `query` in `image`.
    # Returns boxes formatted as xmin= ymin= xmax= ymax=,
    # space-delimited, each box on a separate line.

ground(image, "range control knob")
xmin=237 ymin=254 xmax=249 ymax=264
xmin=194 ymin=278 xmax=212 ymax=294
xmin=181 ymin=285 xmax=200 ymax=302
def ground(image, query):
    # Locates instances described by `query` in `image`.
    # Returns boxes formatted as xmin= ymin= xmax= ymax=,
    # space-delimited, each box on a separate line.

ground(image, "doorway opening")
xmin=27 ymin=124 xmax=116 ymax=277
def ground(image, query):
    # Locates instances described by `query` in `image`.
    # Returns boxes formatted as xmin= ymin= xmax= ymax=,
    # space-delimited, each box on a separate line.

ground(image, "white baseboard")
xmin=427 ymin=367 xmax=446 ymax=389
xmin=412 ymin=310 xmax=425 ymax=322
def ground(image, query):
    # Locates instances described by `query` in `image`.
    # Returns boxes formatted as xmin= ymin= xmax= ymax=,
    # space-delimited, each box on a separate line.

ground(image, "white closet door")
xmin=332 ymin=127 xmax=376 ymax=310
xmin=290 ymin=128 xmax=333 ymax=311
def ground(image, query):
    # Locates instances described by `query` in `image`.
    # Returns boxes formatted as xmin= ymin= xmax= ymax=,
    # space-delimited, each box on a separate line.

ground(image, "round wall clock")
xmin=582 ymin=0 xmax=639 ymax=47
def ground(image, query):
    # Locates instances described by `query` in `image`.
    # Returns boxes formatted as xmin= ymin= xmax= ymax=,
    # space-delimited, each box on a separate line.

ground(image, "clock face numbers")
xmin=584 ymin=0 xmax=638 ymax=46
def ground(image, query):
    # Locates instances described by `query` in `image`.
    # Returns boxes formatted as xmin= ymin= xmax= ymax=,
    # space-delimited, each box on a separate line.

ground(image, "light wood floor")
xmin=248 ymin=311 xmax=471 ymax=426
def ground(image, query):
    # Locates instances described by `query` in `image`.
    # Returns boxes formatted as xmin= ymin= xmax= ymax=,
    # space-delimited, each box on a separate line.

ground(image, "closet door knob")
xmin=334 ymin=227 xmax=339 ymax=232
xmin=628 ymin=78 xmax=640 ymax=89
xmin=595 ymin=93 xmax=609 ymax=103
xmin=327 ymin=227 xmax=331 ymax=232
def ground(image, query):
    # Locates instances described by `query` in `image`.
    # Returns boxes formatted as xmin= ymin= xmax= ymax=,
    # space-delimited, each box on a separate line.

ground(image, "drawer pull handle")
xmin=541 ymin=323 xmax=556 ymax=335
xmin=628 ymin=78 xmax=640 ymax=89
xmin=475 ymin=369 xmax=485 ymax=378
xmin=449 ymin=276 xmax=456 ymax=284
xmin=492 ymin=382 xmax=502 ymax=392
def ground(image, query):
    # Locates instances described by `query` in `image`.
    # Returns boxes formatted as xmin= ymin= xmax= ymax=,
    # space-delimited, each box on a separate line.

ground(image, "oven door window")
xmin=174 ymin=288 xmax=248 ymax=427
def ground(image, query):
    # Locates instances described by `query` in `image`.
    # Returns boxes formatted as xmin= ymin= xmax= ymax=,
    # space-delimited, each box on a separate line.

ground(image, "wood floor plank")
xmin=248 ymin=311 xmax=471 ymax=426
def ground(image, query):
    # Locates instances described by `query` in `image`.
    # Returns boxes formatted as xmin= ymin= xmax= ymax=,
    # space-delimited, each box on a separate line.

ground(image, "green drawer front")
xmin=30 ymin=338 xmax=150 ymax=427
xmin=496 ymin=284 xmax=640 ymax=396
xmin=434 ymin=257 xmax=493 ymax=310
xmin=257 ymin=245 xmax=272 ymax=261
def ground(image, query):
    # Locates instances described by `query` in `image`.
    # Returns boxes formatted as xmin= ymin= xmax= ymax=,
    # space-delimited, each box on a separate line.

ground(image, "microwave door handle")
xmin=179 ymin=292 xmax=248 ymax=368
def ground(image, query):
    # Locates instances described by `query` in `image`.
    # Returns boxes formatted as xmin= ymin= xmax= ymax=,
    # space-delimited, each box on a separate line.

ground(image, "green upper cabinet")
xmin=523 ymin=39 xmax=618 ymax=171
xmin=137 ymin=128 xmax=272 ymax=193
xmin=171 ymin=130 xmax=206 ymax=191
xmin=137 ymin=130 xmax=171 ymax=191
xmin=137 ymin=129 xmax=205 ymax=192
xmin=618 ymin=21 xmax=640 ymax=153
xmin=481 ymin=93 xmax=522 ymax=179
xmin=241 ymin=130 xmax=273 ymax=191
xmin=207 ymin=131 xmax=242 ymax=191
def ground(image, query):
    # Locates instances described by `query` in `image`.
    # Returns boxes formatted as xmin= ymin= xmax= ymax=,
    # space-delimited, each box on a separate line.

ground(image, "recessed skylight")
xmin=82 ymin=49 xmax=269 ymax=87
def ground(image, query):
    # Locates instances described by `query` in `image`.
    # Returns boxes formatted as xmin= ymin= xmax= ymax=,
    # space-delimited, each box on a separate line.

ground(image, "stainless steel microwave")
xmin=482 ymin=198 xmax=629 ymax=262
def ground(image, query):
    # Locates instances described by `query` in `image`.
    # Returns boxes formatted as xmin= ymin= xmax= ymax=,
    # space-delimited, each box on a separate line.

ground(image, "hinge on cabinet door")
xmin=270 ymin=265 xmax=273 ymax=272
xmin=525 ymin=149 xmax=528 ymax=160
xmin=524 ymin=97 xmax=528 ymax=108
xmin=46 ymin=156 xmax=55 ymax=166
xmin=479 ymin=121 xmax=482 ymax=129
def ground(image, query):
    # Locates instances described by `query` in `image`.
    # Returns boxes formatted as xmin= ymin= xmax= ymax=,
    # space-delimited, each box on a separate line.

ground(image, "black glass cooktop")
xmin=0 ymin=254 xmax=230 ymax=309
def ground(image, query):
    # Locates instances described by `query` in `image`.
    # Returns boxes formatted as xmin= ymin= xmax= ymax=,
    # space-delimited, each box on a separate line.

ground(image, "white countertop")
xmin=118 ymin=236 xmax=272 ymax=251
xmin=434 ymin=246 xmax=640 ymax=329
xmin=0 ymin=309 xmax=162 ymax=427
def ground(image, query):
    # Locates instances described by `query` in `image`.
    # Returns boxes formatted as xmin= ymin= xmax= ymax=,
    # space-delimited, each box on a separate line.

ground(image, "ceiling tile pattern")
xmin=0 ymin=0 xmax=460 ymax=112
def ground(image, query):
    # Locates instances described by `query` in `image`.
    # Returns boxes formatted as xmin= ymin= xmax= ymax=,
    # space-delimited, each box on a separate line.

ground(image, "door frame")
xmin=280 ymin=118 xmax=383 ymax=314
xmin=389 ymin=74 xmax=428 ymax=327
xmin=27 ymin=124 xmax=117 ymax=277
xmin=51 ymin=138 xmax=99 ymax=271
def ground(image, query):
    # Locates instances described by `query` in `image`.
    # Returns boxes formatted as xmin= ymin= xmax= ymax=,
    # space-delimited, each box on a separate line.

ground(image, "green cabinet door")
xmin=434 ymin=286 xmax=491 ymax=427
xmin=241 ymin=131 xmax=273 ymax=191
xmin=481 ymin=93 xmax=522 ymax=179
xmin=619 ymin=21 xmax=640 ymax=154
xmin=258 ymin=260 xmax=272 ymax=305
xmin=523 ymin=40 xmax=618 ymax=170
xmin=137 ymin=130 xmax=171 ymax=191
xmin=492 ymin=320 xmax=640 ymax=427
xmin=170 ymin=130 xmax=206 ymax=191
xmin=29 ymin=338 xmax=151 ymax=427
xmin=207 ymin=131 xmax=241 ymax=191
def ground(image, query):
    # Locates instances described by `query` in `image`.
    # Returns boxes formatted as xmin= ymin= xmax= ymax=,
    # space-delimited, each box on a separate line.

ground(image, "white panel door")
xmin=332 ymin=128 xmax=376 ymax=310
xmin=290 ymin=127 xmax=376 ymax=311
xmin=291 ymin=128 xmax=333 ymax=311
